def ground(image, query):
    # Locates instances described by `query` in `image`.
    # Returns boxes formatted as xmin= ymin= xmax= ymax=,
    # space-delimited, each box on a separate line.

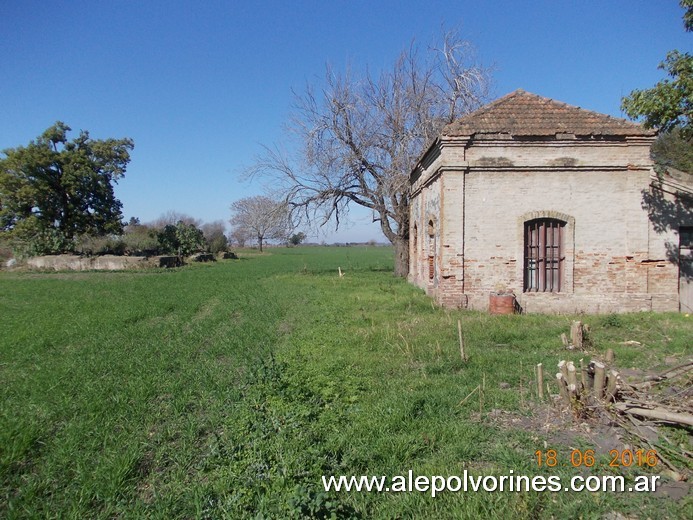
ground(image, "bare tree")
xmin=249 ymin=31 xmax=491 ymax=276
xmin=229 ymin=226 xmax=250 ymax=248
xmin=150 ymin=210 xmax=201 ymax=230
xmin=201 ymin=220 xmax=228 ymax=254
xmin=229 ymin=196 xmax=291 ymax=252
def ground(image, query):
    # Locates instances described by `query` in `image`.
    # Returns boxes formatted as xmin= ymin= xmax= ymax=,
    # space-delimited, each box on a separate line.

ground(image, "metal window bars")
xmin=525 ymin=219 xmax=564 ymax=292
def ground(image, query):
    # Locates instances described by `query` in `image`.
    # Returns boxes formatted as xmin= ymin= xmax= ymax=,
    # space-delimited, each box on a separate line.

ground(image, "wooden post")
xmin=556 ymin=373 xmax=569 ymax=402
xmin=567 ymin=361 xmax=579 ymax=395
xmin=558 ymin=360 xmax=569 ymax=381
xmin=570 ymin=321 xmax=583 ymax=350
xmin=605 ymin=370 xmax=619 ymax=402
xmin=457 ymin=320 xmax=467 ymax=362
xmin=537 ymin=363 xmax=544 ymax=399
xmin=593 ymin=361 xmax=606 ymax=399
xmin=605 ymin=348 xmax=615 ymax=364
xmin=568 ymin=383 xmax=578 ymax=399
xmin=561 ymin=333 xmax=569 ymax=348
xmin=579 ymin=358 xmax=587 ymax=389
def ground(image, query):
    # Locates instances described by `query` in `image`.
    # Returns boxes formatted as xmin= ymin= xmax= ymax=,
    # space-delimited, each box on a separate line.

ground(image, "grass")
xmin=0 ymin=246 xmax=691 ymax=518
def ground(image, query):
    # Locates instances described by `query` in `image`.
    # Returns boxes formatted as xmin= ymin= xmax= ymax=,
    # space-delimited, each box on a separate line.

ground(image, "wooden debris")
xmin=614 ymin=403 xmax=693 ymax=427
xmin=549 ymin=356 xmax=692 ymax=481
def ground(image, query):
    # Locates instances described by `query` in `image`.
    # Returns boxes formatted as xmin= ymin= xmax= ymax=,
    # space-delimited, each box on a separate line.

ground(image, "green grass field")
xmin=1 ymin=246 xmax=691 ymax=518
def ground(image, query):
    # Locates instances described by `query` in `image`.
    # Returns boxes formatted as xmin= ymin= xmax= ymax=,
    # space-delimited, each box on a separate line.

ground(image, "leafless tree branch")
xmin=246 ymin=30 xmax=491 ymax=275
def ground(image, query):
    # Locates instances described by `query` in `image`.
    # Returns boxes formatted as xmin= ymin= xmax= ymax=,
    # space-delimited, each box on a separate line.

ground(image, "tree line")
xmin=0 ymin=123 xmax=301 ymax=257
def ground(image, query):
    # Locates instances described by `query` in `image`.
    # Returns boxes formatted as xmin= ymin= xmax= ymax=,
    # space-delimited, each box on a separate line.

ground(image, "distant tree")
xmin=201 ymin=221 xmax=229 ymax=254
xmin=248 ymin=31 xmax=491 ymax=276
xmin=0 ymin=122 xmax=133 ymax=255
xmin=289 ymin=231 xmax=307 ymax=246
xmin=127 ymin=216 xmax=141 ymax=227
xmin=158 ymin=220 xmax=205 ymax=256
xmin=229 ymin=196 xmax=290 ymax=252
xmin=621 ymin=1 xmax=692 ymax=138
xmin=229 ymin=226 xmax=250 ymax=248
xmin=152 ymin=211 xmax=201 ymax=229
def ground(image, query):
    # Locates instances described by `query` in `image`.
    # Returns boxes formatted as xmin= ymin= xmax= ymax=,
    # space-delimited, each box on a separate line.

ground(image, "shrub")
xmin=122 ymin=225 xmax=159 ymax=256
xmin=206 ymin=231 xmax=228 ymax=254
xmin=74 ymin=234 xmax=126 ymax=256
xmin=158 ymin=221 xmax=205 ymax=256
xmin=14 ymin=228 xmax=74 ymax=257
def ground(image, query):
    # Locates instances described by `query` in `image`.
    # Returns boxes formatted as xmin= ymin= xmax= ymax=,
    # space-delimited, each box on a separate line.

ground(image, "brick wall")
xmin=409 ymin=135 xmax=684 ymax=313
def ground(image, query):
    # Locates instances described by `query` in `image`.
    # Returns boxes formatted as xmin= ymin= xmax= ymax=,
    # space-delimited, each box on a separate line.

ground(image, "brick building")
xmin=408 ymin=90 xmax=693 ymax=313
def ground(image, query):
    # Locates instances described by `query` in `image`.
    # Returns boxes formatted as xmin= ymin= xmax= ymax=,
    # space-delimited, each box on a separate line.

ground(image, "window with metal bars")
xmin=524 ymin=218 xmax=565 ymax=292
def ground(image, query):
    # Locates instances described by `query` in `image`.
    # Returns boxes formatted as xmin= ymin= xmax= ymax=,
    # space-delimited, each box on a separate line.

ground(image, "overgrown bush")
xmin=158 ymin=221 xmax=205 ymax=256
xmin=13 ymin=228 xmax=74 ymax=257
xmin=289 ymin=232 xmax=306 ymax=246
xmin=0 ymin=240 xmax=13 ymax=267
xmin=201 ymin=221 xmax=229 ymax=254
xmin=74 ymin=234 xmax=126 ymax=256
xmin=122 ymin=224 xmax=160 ymax=256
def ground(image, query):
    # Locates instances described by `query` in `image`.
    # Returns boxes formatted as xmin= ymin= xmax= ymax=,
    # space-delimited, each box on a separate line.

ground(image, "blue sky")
xmin=1 ymin=1 xmax=690 ymax=242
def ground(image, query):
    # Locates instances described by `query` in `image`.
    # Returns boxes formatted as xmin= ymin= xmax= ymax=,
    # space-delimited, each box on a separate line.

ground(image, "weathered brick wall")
xmin=409 ymin=135 xmax=684 ymax=313
xmin=409 ymin=172 xmax=443 ymax=293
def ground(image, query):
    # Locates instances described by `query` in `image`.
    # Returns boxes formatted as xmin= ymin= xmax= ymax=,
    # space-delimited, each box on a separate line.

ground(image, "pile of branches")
xmin=553 ymin=358 xmax=692 ymax=480
xmin=617 ymin=360 xmax=693 ymax=427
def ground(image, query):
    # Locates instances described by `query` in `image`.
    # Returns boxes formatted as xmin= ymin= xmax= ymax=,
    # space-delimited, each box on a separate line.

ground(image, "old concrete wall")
xmin=26 ymin=255 xmax=175 ymax=271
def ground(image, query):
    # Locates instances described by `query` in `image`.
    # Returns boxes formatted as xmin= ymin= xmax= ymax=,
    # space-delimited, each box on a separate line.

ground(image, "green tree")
xmin=651 ymin=127 xmax=693 ymax=173
xmin=0 ymin=122 xmax=133 ymax=254
xmin=157 ymin=221 xmax=205 ymax=256
xmin=621 ymin=1 xmax=692 ymax=138
xmin=289 ymin=232 xmax=306 ymax=246
xmin=684 ymin=0 xmax=693 ymax=31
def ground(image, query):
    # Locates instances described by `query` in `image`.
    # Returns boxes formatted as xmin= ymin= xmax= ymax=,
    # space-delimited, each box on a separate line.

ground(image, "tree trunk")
xmin=258 ymin=236 xmax=264 ymax=252
xmin=393 ymin=236 xmax=409 ymax=278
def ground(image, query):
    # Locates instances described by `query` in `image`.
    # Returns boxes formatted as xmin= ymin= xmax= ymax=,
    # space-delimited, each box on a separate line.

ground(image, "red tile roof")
xmin=443 ymin=89 xmax=655 ymax=137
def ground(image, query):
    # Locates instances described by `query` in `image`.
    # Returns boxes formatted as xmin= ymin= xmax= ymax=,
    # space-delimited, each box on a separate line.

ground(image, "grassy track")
xmin=0 ymin=246 xmax=690 ymax=518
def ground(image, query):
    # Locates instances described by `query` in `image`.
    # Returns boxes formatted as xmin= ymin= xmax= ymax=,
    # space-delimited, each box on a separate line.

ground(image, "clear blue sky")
xmin=1 ymin=1 xmax=690 ymax=242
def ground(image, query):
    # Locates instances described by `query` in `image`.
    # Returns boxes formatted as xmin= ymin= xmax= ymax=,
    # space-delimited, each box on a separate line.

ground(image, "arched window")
xmin=524 ymin=218 xmax=565 ymax=292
